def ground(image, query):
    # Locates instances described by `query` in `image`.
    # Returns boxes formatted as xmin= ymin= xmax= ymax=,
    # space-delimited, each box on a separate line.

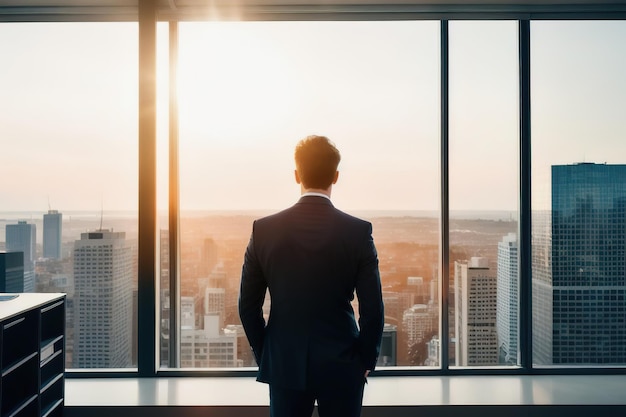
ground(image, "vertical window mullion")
xmin=168 ymin=20 xmax=181 ymax=369
xmin=440 ymin=19 xmax=450 ymax=372
xmin=518 ymin=19 xmax=532 ymax=371
xmin=138 ymin=0 xmax=158 ymax=377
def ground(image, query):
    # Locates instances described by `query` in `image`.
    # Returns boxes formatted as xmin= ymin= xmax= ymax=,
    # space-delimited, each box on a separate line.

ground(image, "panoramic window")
xmin=448 ymin=21 xmax=519 ymax=367
xmin=4 ymin=13 xmax=622 ymax=376
xmin=531 ymin=21 xmax=626 ymax=366
xmin=161 ymin=20 xmax=441 ymax=369
xmin=0 ymin=23 xmax=139 ymax=369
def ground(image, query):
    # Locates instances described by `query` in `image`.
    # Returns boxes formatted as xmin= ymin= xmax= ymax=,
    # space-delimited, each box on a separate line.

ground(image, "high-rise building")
xmin=382 ymin=291 xmax=414 ymax=326
xmin=425 ymin=336 xmax=440 ymax=367
xmin=73 ymin=230 xmax=133 ymax=368
xmin=534 ymin=163 xmax=626 ymax=364
xmin=159 ymin=229 xmax=170 ymax=367
xmin=401 ymin=303 xmax=437 ymax=366
xmin=454 ymin=257 xmax=498 ymax=366
xmin=225 ymin=324 xmax=256 ymax=367
xmin=402 ymin=304 xmax=433 ymax=347
xmin=43 ymin=210 xmax=63 ymax=259
xmin=180 ymin=295 xmax=239 ymax=368
xmin=424 ymin=336 xmax=456 ymax=366
xmin=6 ymin=221 xmax=36 ymax=292
xmin=0 ymin=251 xmax=24 ymax=292
xmin=532 ymin=209 xmax=553 ymax=365
xmin=378 ymin=324 xmax=398 ymax=366
xmin=204 ymin=287 xmax=226 ymax=328
xmin=497 ymin=233 xmax=518 ymax=365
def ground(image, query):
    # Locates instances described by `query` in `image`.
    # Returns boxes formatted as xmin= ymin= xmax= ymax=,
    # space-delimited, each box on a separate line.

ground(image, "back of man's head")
xmin=295 ymin=135 xmax=341 ymax=190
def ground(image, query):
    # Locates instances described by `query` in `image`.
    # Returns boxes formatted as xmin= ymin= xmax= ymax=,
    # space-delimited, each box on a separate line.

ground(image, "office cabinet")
xmin=0 ymin=294 xmax=65 ymax=417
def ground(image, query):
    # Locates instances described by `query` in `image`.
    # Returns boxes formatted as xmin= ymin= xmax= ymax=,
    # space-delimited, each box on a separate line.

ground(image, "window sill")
xmin=64 ymin=374 xmax=626 ymax=416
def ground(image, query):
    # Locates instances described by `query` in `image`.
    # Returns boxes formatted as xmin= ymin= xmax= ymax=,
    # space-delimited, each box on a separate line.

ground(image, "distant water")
xmin=0 ymin=209 xmax=517 ymax=221
xmin=355 ymin=210 xmax=516 ymax=221
xmin=0 ymin=210 xmax=137 ymax=221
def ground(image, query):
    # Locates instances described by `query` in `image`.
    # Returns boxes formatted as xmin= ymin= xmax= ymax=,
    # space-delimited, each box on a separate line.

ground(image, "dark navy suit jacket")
xmin=238 ymin=195 xmax=384 ymax=390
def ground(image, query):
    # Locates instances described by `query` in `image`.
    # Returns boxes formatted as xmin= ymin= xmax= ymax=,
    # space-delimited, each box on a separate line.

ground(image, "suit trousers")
xmin=269 ymin=372 xmax=366 ymax=417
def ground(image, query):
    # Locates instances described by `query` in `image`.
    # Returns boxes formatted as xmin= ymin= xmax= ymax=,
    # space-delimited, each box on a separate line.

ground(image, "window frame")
xmin=2 ymin=1 xmax=626 ymax=378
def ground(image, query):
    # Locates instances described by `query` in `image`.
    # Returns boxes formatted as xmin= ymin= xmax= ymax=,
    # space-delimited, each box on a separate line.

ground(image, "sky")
xmin=1 ymin=20 xmax=625 ymax=214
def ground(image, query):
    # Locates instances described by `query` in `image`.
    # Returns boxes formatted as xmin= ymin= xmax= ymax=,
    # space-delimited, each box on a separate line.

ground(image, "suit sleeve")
xmin=238 ymin=222 xmax=267 ymax=364
xmin=355 ymin=223 xmax=385 ymax=371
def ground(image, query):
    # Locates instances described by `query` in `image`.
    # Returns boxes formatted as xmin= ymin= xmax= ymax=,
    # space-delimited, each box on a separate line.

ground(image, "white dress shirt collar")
xmin=301 ymin=192 xmax=331 ymax=201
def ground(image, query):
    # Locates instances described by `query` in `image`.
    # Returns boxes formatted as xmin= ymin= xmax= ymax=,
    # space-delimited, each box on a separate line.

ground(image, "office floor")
xmin=66 ymin=374 xmax=626 ymax=406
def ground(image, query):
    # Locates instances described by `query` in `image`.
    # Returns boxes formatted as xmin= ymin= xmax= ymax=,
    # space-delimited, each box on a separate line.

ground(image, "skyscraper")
xmin=0 ymin=251 xmax=24 ymax=292
xmin=497 ymin=233 xmax=518 ymax=365
xmin=402 ymin=304 xmax=436 ymax=365
xmin=532 ymin=209 xmax=553 ymax=365
xmin=43 ymin=210 xmax=63 ymax=259
xmin=455 ymin=257 xmax=498 ymax=366
xmin=534 ymin=163 xmax=626 ymax=364
xmin=159 ymin=229 xmax=170 ymax=367
xmin=73 ymin=230 xmax=133 ymax=368
xmin=6 ymin=221 xmax=36 ymax=292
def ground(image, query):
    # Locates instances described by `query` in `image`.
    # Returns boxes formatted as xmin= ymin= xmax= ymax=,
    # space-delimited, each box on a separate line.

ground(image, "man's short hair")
xmin=295 ymin=135 xmax=341 ymax=189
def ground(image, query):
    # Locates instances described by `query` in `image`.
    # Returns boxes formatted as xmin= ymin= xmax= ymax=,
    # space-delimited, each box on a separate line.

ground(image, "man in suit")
xmin=239 ymin=135 xmax=384 ymax=417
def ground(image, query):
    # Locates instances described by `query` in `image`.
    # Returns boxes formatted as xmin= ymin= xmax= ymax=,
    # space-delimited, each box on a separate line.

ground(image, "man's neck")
xmin=301 ymin=186 xmax=332 ymax=198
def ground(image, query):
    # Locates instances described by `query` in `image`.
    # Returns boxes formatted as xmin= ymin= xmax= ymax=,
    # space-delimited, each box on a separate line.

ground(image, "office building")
xmin=225 ymin=324 xmax=256 ymax=367
xmin=180 ymin=295 xmax=239 ymax=368
xmin=6 ymin=221 xmax=36 ymax=292
xmin=73 ymin=230 xmax=133 ymax=368
xmin=159 ymin=229 xmax=170 ymax=367
xmin=204 ymin=287 xmax=226 ymax=329
xmin=43 ymin=209 xmax=62 ymax=259
xmin=0 ymin=251 xmax=24 ymax=292
xmin=455 ymin=257 xmax=498 ymax=366
xmin=534 ymin=163 xmax=626 ymax=364
xmin=378 ymin=323 xmax=398 ymax=366
xmin=403 ymin=304 xmax=434 ymax=347
xmin=497 ymin=233 xmax=518 ymax=365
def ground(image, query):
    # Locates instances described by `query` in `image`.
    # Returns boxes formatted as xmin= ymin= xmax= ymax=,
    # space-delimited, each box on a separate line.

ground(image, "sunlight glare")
xmin=178 ymin=22 xmax=296 ymax=146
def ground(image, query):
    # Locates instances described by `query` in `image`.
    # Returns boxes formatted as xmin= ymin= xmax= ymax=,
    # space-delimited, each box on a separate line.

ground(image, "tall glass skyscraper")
xmin=497 ymin=233 xmax=518 ymax=365
xmin=534 ymin=163 xmax=626 ymax=364
xmin=43 ymin=209 xmax=63 ymax=259
xmin=5 ymin=220 xmax=36 ymax=292
xmin=0 ymin=251 xmax=24 ymax=292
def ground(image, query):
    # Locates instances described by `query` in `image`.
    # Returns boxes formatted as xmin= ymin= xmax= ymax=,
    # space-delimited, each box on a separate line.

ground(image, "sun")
xmin=174 ymin=22 xmax=296 ymax=144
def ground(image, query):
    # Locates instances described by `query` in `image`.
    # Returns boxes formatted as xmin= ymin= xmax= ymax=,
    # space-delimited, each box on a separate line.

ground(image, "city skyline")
xmin=1 ymin=202 xmax=518 ymax=368
xmin=3 ymin=161 xmax=626 ymax=368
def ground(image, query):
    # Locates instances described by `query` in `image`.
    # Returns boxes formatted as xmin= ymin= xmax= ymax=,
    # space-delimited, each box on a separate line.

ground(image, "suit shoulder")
xmin=252 ymin=206 xmax=294 ymax=227
xmin=334 ymin=208 xmax=372 ymax=229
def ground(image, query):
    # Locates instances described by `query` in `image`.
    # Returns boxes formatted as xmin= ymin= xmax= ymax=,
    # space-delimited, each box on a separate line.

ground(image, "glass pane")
xmin=174 ymin=21 xmax=440 ymax=369
xmin=532 ymin=21 xmax=626 ymax=366
xmin=449 ymin=21 xmax=519 ymax=367
xmin=0 ymin=23 xmax=138 ymax=369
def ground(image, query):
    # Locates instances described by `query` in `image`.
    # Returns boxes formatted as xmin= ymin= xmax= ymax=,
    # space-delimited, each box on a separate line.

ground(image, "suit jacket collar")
xmin=297 ymin=195 xmax=334 ymax=207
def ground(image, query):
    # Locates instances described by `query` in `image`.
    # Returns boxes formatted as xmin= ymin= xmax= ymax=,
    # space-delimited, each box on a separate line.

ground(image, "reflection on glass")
xmin=532 ymin=21 xmax=626 ymax=366
xmin=175 ymin=21 xmax=440 ymax=368
xmin=0 ymin=23 xmax=138 ymax=369
xmin=448 ymin=21 xmax=519 ymax=367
